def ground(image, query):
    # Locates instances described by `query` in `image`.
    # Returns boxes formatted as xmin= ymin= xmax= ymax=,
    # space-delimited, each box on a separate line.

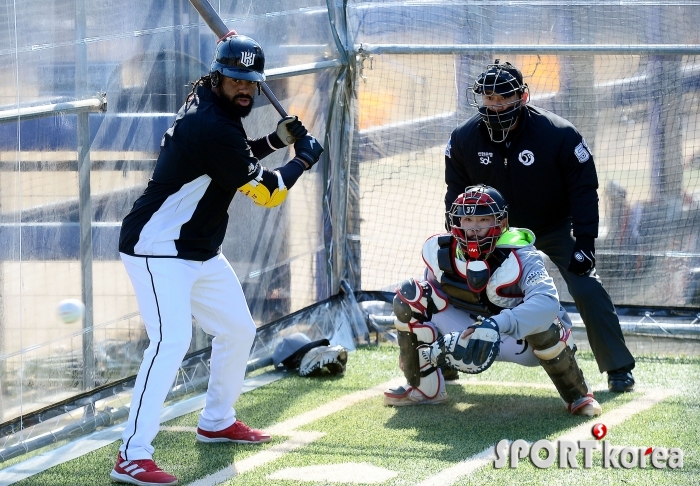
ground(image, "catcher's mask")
xmin=448 ymin=184 xmax=508 ymax=260
xmin=210 ymin=34 xmax=266 ymax=84
xmin=469 ymin=60 xmax=529 ymax=143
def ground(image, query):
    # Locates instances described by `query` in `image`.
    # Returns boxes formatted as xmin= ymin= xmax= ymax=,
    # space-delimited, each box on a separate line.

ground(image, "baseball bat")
xmin=188 ymin=0 xmax=288 ymax=117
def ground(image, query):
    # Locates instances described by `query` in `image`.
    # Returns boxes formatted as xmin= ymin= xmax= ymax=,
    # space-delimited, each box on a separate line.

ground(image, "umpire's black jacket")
xmin=445 ymin=105 xmax=599 ymax=239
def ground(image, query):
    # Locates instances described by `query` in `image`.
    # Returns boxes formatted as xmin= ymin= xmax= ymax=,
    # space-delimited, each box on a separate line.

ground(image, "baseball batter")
xmin=110 ymin=34 xmax=323 ymax=486
xmin=384 ymin=185 xmax=602 ymax=418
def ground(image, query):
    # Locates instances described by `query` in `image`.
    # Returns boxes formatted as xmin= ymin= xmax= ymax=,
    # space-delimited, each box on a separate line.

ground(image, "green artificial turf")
xmin=10 ymin=344 xmax=700 ymax=486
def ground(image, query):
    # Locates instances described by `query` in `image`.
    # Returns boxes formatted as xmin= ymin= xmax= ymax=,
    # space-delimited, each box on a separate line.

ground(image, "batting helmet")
xmin=469 ymin=60 xmax=528 ymax=142
xmin=210 ymin=34 xmax=266 ymax=83
xmin=448 ymin=185 xmax=508 ymax=260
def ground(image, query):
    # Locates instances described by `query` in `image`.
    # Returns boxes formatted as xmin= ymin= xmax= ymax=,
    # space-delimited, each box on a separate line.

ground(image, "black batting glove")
xmin=276 ymin=115 xmax=308 ymax=145
xmin=568 ymin=235 xmax=596 ymax=275
xmin=294 ymin=135 xmax=324 ymax=170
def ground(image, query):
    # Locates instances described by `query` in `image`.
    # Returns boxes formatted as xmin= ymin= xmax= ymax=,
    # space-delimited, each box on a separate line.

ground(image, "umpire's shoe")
xmin=196 ymin=420 xmax=271 ymax=444
xmin=110 ymin=453 xmax=178 ymax=485
xmin=608 ymin=370 xmax=635 ymax=393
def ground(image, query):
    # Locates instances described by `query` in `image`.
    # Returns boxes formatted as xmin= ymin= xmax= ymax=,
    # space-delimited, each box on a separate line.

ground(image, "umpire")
xmin=444 ymin=60 xmax=635 ymax=393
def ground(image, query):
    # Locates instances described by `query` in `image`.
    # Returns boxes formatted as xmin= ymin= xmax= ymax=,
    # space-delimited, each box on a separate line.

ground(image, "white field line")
xmin=184 ymin=378 xmax=404 ymax=486
xmin=0 ymin=375 xmax=675 ymax=486
xmin=446 ymin=379 xmax=608 ymax=393
xmin=187 ymin=432 xmax=326 ymax=486
xmin=0 ymin=372 xmax=285 ymax=485
xmin=266 ymin=377 xmax=402 ymax=435
xmin=414 ymin=387 xmax=676 ymax=486
xmin=414 ymin=446 xmax=496 ymax=486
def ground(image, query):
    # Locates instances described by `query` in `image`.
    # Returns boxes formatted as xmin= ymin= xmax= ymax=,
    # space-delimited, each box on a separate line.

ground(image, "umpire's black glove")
xmin=294 ymin=135 xmax=324 ymax=170
xmin=568 ymin=235 xmax=596 ymax=275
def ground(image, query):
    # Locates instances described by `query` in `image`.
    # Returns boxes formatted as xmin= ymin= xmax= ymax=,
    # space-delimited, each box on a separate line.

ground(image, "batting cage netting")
xmin=0 ymin=0 xmax=698 ymax=463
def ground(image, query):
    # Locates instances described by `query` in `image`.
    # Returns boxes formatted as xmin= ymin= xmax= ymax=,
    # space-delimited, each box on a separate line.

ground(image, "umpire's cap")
xmin=273 ymin=332 xmax=330 ymax=370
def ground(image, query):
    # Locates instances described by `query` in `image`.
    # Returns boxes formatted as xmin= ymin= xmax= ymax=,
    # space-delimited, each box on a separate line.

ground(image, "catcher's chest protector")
xmin=427 ymin=235 xmax=522 ymax=315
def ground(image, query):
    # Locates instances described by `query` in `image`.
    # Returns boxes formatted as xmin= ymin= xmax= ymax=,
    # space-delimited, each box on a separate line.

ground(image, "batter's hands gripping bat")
xmin=188 ymin=0 xmax=288 ymax=118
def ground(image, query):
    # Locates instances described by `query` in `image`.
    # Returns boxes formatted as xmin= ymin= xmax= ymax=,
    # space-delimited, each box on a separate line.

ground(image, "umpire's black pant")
xmin=534 ymin=221 xmax=636 ymax=374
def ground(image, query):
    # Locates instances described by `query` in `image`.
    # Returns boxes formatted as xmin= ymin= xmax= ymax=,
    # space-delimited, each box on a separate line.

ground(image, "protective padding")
xmin=414 ymin=348 xmax=443 ymax=399
xmin=397 ymin=330 xmax=420 ymax=387
xmin=395 ymin=319 xmax=438 ymax=387
xmin=525 ymin=322 xmax=561 ymax=350
xmin=393 ymin=294 xmax=415 ymax=324
xmin=394 ymin=278 xmax=448 ymax=324
xmin=526 ymin=324 xmax=591 ymax=404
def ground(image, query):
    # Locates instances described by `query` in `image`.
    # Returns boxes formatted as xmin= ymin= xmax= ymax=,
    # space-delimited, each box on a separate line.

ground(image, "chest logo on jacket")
xmin=518 ymin=150 xmax=535 ymax=166
xmin=478 ymin=152 xmax=493 ymax=165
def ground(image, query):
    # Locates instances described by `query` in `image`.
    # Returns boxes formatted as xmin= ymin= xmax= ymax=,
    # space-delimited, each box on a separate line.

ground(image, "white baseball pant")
xmin=119 ymin=252 xmax=257 ymax=460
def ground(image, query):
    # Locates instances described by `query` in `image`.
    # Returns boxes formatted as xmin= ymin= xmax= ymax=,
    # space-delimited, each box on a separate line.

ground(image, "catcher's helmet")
xmin=469 ymin=60 xmax=528 ymax=142
xmin=448 ymin=184 xmax=508 ymax=260
xmin=210 ymin=34 xmax=266 ymax=82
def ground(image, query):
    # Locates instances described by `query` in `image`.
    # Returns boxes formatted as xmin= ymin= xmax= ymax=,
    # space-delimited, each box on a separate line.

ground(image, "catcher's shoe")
xmin=383 ymin=385 xmax=448 ymax=406
xmin=110 ymin=453 xmax=178 ymax=485
xmin=196 ymin=420 xmax=271 ymax=444
xmin=568 ymin=395 xmax=602 ymax=417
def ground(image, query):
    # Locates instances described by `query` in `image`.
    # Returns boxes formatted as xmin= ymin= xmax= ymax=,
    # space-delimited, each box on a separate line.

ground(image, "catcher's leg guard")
xmin=526 ymin=323 xmax=602 ymax=417
xmin=384 ymin=319 xmax=446 ymax=406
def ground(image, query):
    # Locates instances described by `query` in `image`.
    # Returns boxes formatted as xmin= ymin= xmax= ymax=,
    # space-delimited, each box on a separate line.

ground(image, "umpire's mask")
xmin=469 ymin=60 xmax=528 ymax=143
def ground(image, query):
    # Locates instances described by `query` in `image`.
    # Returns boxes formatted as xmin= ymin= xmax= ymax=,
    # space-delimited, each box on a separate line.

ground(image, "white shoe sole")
xmin=195 ymin=433 xmax=271 ymax=444
xmin=383 ymin=393 xmax=448 ymax=407
xmin=110 ymin=470 xmax=178 ymax=486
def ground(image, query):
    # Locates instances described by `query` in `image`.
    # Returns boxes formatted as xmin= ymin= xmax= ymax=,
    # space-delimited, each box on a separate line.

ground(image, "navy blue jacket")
xmin=445 ymin=105 xmax=599 ymax=239
xmin=119 ymin=86 xmax=278 ymax=261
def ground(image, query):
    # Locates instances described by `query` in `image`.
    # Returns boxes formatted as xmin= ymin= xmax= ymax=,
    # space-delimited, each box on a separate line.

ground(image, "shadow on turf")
xmin=383 ymin=387 xmax=623 ymax=463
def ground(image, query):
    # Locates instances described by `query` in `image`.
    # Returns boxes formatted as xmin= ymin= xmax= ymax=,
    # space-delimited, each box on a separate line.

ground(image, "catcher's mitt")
xmin=299 ymin=345 xmax=348 ymax=377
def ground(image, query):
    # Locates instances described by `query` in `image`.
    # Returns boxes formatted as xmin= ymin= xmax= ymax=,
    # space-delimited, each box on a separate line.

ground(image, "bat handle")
xmin=260 ymin=82 xmax=287 ymax=117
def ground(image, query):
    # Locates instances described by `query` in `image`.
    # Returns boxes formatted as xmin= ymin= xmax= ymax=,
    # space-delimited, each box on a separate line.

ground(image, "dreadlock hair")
xmin=186 ymin=74 xmax=213 ymax=105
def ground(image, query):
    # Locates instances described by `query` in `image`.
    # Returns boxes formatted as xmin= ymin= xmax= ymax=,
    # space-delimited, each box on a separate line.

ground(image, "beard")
xmin=222 ymin=94 xmax=254 ymax=118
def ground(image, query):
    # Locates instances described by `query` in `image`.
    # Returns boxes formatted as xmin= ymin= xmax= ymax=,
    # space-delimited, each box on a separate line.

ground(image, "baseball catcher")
xmin=384 ymin=185 xmax=602 ymax=417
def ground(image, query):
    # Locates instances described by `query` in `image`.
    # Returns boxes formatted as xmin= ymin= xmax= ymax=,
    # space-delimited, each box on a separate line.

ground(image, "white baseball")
xmin=57 ymin=299 xmax=85 ymax=323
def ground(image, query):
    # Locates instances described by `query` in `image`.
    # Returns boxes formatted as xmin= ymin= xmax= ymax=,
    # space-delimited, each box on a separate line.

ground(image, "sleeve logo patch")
xmin=248 ymin=162 xmax=260 ymax=176
xmin=445 ymin=139 xmax=452 ymax=158
xmin=582 ymin=137 xmax=591 ymax=152
xmin=575 ymin=142 xmax=590 ymax=163
xmin=525 ymin=269 xmax=548 ymax=286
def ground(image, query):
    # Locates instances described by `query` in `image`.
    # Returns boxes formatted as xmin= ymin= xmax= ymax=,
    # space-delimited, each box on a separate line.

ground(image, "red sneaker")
xmin=110 ymin=453 xmax=178 ymax=485
xmin=196 ymin=420 xmax=272 ymax=444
